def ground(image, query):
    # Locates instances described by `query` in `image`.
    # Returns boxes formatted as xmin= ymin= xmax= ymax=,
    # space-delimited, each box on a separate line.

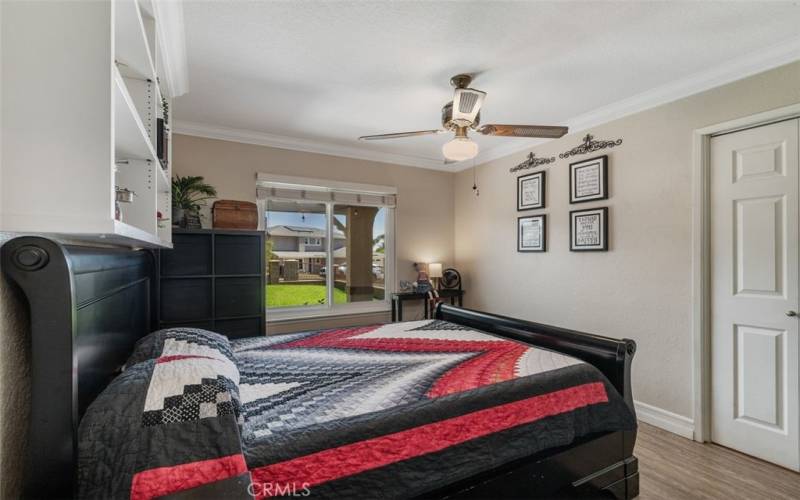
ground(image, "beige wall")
xmin=0 ymin=233 xmax=31 ymax=499
xmin=454 ymin=61 xmax=800 ymax=419
xmin=172 ymin=134 xmax=456 ymax=330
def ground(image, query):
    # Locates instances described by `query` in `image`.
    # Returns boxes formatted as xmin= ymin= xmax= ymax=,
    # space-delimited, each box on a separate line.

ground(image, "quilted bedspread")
xmin=232 ymin=320 xmax=636 ymax=499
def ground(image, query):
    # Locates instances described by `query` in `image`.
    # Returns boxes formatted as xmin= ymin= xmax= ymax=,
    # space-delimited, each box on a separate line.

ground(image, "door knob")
xmin=787 ymin=310 xmax=798 ymax=317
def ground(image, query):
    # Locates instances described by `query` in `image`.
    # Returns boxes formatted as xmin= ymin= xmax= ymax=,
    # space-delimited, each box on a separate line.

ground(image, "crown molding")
xmin=172 ymin=121 xmax=451 ymax=170
xmin=175 ymin=37 xmax=800 ymax=172
xmin=152 ymin=0 xmax=189 ymax=97
xmin=460 ymin=36 xmax=800 ymax=171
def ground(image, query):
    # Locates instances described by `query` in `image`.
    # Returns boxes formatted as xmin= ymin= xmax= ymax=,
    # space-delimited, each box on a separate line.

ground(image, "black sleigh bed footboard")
xmin=430 ymin=303 xmax=639 ymax=499
xmin=2 ymin=236 xmax=155 ymax=498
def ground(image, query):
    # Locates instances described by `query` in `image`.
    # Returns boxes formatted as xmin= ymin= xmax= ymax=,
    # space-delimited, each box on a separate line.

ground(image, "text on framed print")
xmin=517 ymin=171 xmax=546 ymax=211
xmin=570 ymin=207 xmax=608 ymax=251
xmin=569 ymin=155 xmax=608 ymax=204
xmin=518 ymin=214 xmax=546 ymax=252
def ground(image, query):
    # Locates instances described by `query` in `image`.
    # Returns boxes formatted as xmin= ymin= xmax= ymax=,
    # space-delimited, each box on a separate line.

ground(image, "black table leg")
xmin=424 ymin=297 xmax=429 ymax=319
xmin=397 ymin=298 xmax=403 ymax=322
xmin=458 ymin=293 xmax=463 ymax=307
xmin=391 ymin=297 xmax=397 ymax=322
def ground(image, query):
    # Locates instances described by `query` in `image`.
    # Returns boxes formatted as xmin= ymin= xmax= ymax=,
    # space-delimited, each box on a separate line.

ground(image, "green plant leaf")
xmin=172 ymin=175 xmax=218 ymax=209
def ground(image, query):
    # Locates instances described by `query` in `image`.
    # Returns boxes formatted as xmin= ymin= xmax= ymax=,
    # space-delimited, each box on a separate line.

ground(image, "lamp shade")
xmin=428 ymin=262 xmax=443 ymax=279
xmin=442 ymin=137 xmax=479 ymax=161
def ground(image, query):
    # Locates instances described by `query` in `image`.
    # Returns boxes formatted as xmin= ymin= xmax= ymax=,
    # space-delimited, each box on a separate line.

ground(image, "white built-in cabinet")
xmin=1 ymin=0 xmax=187 ymax=248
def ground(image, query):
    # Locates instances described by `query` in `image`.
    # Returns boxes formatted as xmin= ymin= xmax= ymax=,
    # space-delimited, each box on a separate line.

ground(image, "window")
xmin=259 ymin=174 xmax=395 ymax=318
xmin=333 ymin=205 xmax=387 ymax=303
xmin=265 ymin=201 xmax=328 ymax=309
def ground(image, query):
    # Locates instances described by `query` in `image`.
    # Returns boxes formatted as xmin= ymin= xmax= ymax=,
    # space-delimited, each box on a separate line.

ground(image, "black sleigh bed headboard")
xmin=2 ymin=236 xmax=154 ymax=497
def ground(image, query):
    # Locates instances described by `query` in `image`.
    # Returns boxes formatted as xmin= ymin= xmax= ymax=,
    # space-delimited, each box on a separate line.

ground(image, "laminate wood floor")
xmin=636 ymin=422 xmax=800 ymax=499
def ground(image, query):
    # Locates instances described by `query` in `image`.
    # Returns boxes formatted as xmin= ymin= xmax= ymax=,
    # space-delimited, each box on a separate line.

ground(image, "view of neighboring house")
xmin=267 ymin=225 xmax=346 ymax=274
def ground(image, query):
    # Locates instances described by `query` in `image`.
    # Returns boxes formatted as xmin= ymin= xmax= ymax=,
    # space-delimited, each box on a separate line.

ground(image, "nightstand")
xmin=390 ymin=289 xmax=464 ymax=322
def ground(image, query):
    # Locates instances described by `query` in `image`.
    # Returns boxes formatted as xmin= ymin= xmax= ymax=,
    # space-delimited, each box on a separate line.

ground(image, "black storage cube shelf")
xmin=157 ymin=229 xmax=265 ymax=338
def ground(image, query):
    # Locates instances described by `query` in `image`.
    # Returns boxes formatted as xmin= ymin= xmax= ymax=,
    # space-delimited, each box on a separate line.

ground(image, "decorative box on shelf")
xmin=212 ymin=200 xmax=259 ymax=230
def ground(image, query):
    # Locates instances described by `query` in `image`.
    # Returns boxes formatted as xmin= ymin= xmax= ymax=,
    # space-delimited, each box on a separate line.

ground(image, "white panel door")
xmin=711 ymin=118 xmax=799 ymax=470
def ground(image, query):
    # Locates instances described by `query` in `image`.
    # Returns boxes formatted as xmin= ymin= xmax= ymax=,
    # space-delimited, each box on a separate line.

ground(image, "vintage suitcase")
xmin=212 ymin=200 xmax=259 ymax=229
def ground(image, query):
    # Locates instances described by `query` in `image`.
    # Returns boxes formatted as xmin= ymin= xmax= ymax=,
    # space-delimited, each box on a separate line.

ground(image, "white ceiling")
xmin=174 ymin=1 xmax=800 ymax=170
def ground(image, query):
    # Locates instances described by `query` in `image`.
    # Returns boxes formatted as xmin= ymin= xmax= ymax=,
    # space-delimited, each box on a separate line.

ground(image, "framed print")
xmin=518 ymin=214 xmax=546 ymax=252
xmin=569 ymin=155 xmax=608 ymax=204
xmin=517 ymin=171 xmax=546 ymax=211
xmin=570 ymin=207 xmax=608 ymax=251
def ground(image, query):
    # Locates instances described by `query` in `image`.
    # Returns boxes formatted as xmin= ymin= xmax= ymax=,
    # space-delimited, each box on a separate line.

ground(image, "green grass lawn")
xmin=267 ymin=284 xmax=347 ymax=308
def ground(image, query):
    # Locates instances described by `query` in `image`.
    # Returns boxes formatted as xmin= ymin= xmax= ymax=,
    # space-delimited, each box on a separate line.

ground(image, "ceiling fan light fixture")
xmin=442 ymin=137 xmax=479 ymax=162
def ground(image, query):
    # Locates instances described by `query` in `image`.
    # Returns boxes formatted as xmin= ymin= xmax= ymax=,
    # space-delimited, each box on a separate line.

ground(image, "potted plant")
xmin=171 ymin=175 xmax=217 ymax=227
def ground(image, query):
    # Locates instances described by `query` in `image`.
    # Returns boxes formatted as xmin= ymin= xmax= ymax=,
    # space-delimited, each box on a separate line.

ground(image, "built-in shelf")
xmin=113 ymin=220 xmax=171 ymax=248
xmin=2 ymin=0 xmax=184 ymax=248
xmin=110 ymin=0 xmax=173 ymax=247
xmin=46 ymin=220 xmax=171 ymax=249
xmin=115 ymin=0 xmax=156 ymax=81
xmin=113 ymin=66 xmax=157 ymax=162
xmin=157 ymin=165 xmax=169 ymax=192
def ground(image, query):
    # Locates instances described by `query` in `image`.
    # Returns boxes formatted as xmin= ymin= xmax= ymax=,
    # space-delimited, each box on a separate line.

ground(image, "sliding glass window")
xmin=265 ymin=200 xmax=331 ymax=309
xmin=333 ymin=204 xmax=387 ymax=303
xmin=260 ymin=177 xmax=395 ymax=318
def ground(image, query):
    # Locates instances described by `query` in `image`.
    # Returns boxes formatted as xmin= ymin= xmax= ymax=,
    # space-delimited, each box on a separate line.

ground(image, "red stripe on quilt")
xmin=427 ymin=343 xmax=529 ymax=397
xmin=155 ymin=354 xmax=214 ymax=364
xmin=315 ymin=337 xmax=513 ymax=353
xmin=130 ymin=453 xmax=247 ymax=500
xmin=274 ymin=326 xmax=510 ymax=353
xmin=273 ymin=325 xmax=380 ymax=349
xmin=250 ymin=382 xmax=608 ymax=497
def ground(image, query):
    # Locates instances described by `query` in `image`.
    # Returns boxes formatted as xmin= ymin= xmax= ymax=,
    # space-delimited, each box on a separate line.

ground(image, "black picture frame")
xmin=517 ymin=214 xmax=546 ymax=252
xmin=570 ymin=207 xmax=608 ymax=251
xmin=569 ymin=155 xmax=608 ymax=204
xmin=517 ymin=170 xmax=546 ymax=211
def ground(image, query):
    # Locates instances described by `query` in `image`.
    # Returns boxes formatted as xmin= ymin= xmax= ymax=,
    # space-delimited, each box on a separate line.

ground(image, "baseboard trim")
xmin=634 ymin=400 xmax=694 ymax=440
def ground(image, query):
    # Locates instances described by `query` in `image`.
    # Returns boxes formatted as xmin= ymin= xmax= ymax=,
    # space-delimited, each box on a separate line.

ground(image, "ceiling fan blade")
xmin=478 ymin=124 xmax=568 ymax=138
xmin=358 ymin=130 xmax=445 ymax=141
xmin=451 ymin=88 xmax=486 ymax=126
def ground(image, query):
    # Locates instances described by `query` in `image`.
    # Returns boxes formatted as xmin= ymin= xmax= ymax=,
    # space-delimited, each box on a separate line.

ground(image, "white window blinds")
xmin=256 ymin=173 xmax=397 ymax=208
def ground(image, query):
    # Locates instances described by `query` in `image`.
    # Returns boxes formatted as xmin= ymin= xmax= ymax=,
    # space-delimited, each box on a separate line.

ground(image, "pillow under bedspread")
xmin=78 ymin=355 xmax=245 ymax=499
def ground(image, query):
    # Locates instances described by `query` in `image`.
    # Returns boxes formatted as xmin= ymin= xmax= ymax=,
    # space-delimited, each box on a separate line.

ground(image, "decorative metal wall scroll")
xmin=509 ymin=152 xmax=555 ymax=173
xmin=559 ymin=134 xmax=622 ymax=159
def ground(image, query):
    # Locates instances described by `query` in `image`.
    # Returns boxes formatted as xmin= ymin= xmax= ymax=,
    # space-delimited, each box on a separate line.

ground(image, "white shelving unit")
xmin=1 ymin=0 xmax=186 ymax=248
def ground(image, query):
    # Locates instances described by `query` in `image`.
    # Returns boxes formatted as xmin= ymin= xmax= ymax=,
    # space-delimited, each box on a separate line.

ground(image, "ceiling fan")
xmin=358 ymin=74 xmax=568 ymax=162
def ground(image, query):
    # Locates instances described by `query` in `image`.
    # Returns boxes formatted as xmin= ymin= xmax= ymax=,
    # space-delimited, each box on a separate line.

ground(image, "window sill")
xmin=266 ymin=302 xmax=391 ymax=323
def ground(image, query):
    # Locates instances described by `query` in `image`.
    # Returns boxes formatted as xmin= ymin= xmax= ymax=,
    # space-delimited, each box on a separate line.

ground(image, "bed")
xmin=2 ymin=236 xmax=639 ymax=499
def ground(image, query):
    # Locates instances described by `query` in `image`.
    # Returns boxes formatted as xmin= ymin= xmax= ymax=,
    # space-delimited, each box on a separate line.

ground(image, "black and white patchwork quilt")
xmin=78 ymin=321 xmax=636 ymax=499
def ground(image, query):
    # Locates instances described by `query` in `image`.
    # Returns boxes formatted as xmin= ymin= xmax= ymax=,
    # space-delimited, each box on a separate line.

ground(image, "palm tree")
xmin=373 ymin=234 xmax=385 ymax=253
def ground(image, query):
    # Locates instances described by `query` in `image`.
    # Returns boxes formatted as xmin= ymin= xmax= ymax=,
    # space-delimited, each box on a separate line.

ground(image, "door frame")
xmin=691 ymin=103 xmax=800 ymax=443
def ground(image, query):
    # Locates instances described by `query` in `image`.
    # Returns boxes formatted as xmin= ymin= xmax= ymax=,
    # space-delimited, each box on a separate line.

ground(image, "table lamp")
xmin=429 ymin=262 xmax=443 ymax=289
